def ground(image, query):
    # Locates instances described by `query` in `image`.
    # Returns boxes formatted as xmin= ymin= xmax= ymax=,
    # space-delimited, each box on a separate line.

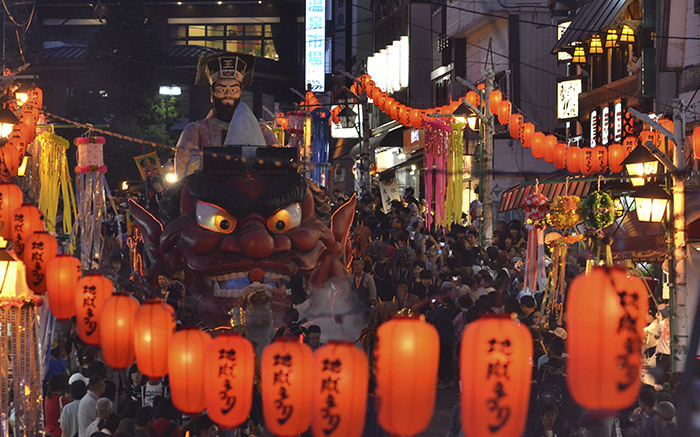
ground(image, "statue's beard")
xmin=213 ymin=97 xmax=239 ymax=122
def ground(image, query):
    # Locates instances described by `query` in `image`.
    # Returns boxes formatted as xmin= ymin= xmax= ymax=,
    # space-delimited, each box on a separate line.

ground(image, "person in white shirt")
xmin=84 ymin=398 xmax=112 ymax=437
xmin=142 ymin=378 xmax=168 ymax=407
xmin=60 ymin=380 xmax=87 ymax=437
xmin=78 ymin=376 xmax=105 ymax=437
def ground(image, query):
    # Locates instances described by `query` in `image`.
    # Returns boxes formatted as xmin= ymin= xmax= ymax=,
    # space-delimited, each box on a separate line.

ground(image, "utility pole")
xmin=628 ymin=105 xmax=687 ymax=371
xmin=455 ymin=69 xmax=495 ymax=246
xmin=482 ymin=68 xmax=495 ymax=246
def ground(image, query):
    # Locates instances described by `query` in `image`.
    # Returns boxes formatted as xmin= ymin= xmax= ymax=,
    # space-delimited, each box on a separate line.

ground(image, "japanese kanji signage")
xmin=305 ymin=0 xmax=325 ymax=92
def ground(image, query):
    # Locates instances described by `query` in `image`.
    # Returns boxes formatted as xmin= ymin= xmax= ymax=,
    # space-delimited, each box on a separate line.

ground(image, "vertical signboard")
xmin=306 ymin=0 xmax=325 ymax=92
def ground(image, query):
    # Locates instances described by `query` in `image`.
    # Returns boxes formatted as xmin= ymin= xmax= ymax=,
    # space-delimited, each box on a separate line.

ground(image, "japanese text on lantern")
xmin=30 ymin=241 xmax=44 ymax=287
xmin=218 ymin=348 xmax=237 ymax=414
xmin=486 ymin=338 xmax=512 ymax=433
xmin=616 ymin=290 xmax=641 ymax=391
xmin=320 ymin=358 xmax=342 ymax=435
xmin=273 ymin=353 xmax=294 ymax=425
xmin=14 ymin=213 xmax=24 ymax=252
xmin=83 ymin=285 xmax=98 ymax=336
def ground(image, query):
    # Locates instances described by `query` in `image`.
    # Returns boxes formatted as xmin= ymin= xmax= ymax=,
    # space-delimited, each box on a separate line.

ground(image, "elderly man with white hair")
xmin=84 ymin=398 xmax=112 ymax=437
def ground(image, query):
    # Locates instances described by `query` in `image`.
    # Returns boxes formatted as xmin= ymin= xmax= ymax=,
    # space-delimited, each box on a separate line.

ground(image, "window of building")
xmin=170 ymin=23 xmax=279 ymax=60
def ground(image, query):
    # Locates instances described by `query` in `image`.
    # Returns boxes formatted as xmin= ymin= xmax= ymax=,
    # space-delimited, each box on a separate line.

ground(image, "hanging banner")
xmin=133 ymin=152 xmax=161 ymax=181
xmin=378 ymin=172 xmax=401 ymax=212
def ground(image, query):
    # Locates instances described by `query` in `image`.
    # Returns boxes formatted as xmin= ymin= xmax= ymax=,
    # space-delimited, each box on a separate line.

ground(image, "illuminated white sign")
xmin=601 ymin=106 xmax=610 ymax=145
xmin=557 ymin=21 xmax=572 ymax=62
xmin=305 ymin=0 xmax=325 ymax=92
xmin=557 ymin=78 xmax=581 ymax=120
xmin=614 ymin=102 xmax=622 ymax=142
xmin=367 ymin=36 xmax=409 ymax=94
xmin=590 ymin=110 xmax=597 ymax=147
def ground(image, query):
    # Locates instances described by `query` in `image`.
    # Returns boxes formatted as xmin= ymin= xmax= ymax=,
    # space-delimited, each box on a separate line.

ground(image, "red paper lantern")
xmin=465 ymin=91 xmax=480 ymax=108
xmin=531 ymin=132 xmax=546 ymax=159
xmin=75 ymin=273 xmax=113 ymax=346
xmin=461 ymin=316 xmax=532 ymax=437
xmin=579 ymin=147 xmax=594 ymax=176
xmin=608 ymin=143 xmax=626 ymax=173
xmin=24 ymin=231 xmax=58 ymax=294
xmin=9 ymin=124 xmax=29 ymax=157
xmin=371 ymin=87 xmax=381 ymax=103
xmin=12 ymin=203 xmax=43 ymax=258
xmin=623 ymin=136 xmax=637 ymax=155
xmin=0 ymin=182 xmax=22 ymax=240
xmin=592 ymin=145 xmax=608 ymax=173
xmin=28 ymin=87 xmax=43 ymax=108
xmin=134 ymin=298 xmax=175 ymax=379
xmin=497 ymin=100 xmax=511 ymax=125
xmin=567 ymin=267 xmax=648 ymax=412
xmin=0 ymin=143 xmax=19 ymax=180
xmin=19 ymin=112 xmax=36 ymax=138
xmin=658 ymin=118 xmax=675 ymax=147
xmin=543 ymin=135 xmax=557 ymax=163
xmin=566 ymin=147 xmax=581 ymax=173
xmin=520 ymin=123 xmax=535 ymax=148
xmin=262 ymin=338 xmax=313 ymax=437
xmin=312 ymin=341 xmax=368 ymax=437
xmin=375 ymin=317 xmax=439 ymax=436
xmin=693 ymin=126 xmax=700 ymax=159
xmin=509 ymin=114 xmax=523 ymax=139
xmin=489 ymin=90 xmax=502 ymax=115
xmin=100 ymin=293 xmax=139 ymax=370
xmin=169 ymin=328 xmax=211 ymax=415
xmin=377 ymin=93 xmax=387 ymax=111
xmin=46 ymin=255 xmax=81 ymax=320
xmin=366 ymin=81 xmax=376 ymax=96
xmin=205 ymin=333 xmax=255 ymax=429
xmin=389 ymin=102 xmax=400 ymax=120
xmin=553 ymin=143 xmax=567 ymax=170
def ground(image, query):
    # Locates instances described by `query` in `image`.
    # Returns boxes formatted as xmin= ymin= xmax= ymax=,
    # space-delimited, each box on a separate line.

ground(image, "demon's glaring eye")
xmin=266 ymin=203 xmax=302 ymax=234
xmin=196 ymin=200 xmax=237 ymax=234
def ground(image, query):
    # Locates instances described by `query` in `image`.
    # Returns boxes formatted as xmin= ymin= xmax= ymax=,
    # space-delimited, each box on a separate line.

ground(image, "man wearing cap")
xmin=175 ymin=52 xmax=280 ymax=179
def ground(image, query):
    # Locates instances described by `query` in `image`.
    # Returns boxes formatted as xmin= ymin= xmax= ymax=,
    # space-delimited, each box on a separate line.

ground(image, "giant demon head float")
xmin=130 ymin=147 xmax=355 ymax=328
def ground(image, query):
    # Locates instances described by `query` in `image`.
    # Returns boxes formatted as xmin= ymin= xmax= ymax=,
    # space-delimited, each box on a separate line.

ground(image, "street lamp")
xmin=622 ymin=145 xmax=659 ymax=186
xmin=0 ymin=107 xmax=18 ymax=139
xmin=335 ymin=88 xmax=358 ymax=129
xmin=631 ymin=183 xmax=670 ymax=223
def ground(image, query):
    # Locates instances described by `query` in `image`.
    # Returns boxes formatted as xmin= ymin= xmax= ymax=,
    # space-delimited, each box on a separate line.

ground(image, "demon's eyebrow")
xmin=186 ymin=174 xmax=251 ymax=216
xmin=255 ymin=171 xmax=307 ymax=216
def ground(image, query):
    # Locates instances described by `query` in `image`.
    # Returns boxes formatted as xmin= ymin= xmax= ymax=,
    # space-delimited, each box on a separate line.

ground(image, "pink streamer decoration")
xmin=424 ymin=118 xmax=451 ymax=231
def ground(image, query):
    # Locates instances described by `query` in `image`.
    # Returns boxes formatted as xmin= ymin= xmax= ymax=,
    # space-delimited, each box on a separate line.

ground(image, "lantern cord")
xmin=42 ymin=110 xmax=176 ymax=152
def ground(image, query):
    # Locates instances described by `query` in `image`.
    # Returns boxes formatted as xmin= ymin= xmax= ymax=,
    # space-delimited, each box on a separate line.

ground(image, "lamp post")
xmin=339 ymin=70 xmax=371 ymax=196
xmin=456 ymin=69 xmax=495 ymax=246
xmin=626 ymin=106 xmax=687 ymax=373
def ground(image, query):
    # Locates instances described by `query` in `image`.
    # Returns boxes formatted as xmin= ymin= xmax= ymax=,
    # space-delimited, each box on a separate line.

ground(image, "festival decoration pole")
xmin=34 ymin=131 xmax=76 ymax=235
xmin=74 ymin=136 xmax=108 ymax=270
xmin=311 ymin=108 xmax=331 ymax=188
xmin=0 ymin=237 xmax=44 ymax=437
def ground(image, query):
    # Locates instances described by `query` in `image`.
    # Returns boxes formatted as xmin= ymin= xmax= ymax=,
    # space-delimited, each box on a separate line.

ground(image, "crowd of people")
xmin=36 ymin=183 xmax=680 ymax=437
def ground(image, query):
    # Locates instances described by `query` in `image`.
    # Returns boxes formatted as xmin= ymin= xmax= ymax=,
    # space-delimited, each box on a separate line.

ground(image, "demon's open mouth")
xmin=206 ymin=271 xmax=290 ymax=298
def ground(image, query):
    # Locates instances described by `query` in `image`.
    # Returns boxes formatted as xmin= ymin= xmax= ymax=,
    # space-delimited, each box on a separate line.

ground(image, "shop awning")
xmin=370 ymin=126 xmax=404 ymax=150
xmin=331 ymin=137 xmax=360 ymax=160
xmin=498 ymin=174 xmax=593 ymax=212
xmin=552 ymin=0 xmax=629 ymax=53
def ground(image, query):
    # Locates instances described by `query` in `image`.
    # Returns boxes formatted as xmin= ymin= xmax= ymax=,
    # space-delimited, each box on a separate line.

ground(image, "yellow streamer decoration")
xmin=35 ymin=132 xmax=76 ymax=236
